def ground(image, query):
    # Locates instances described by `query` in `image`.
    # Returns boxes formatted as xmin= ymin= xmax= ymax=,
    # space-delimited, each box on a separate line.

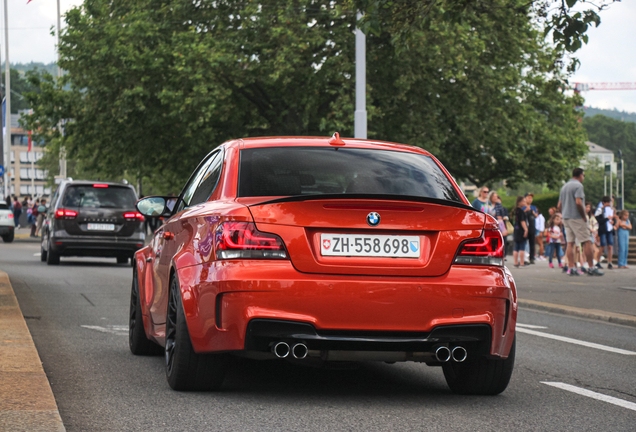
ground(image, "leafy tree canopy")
xmin=1 ymin=68 xmax=39 ymax=113
xmin=24 ymin=0 xmax=604 ymax=193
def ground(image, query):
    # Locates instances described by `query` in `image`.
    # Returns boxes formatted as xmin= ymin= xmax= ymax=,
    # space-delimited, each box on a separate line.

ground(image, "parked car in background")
xmin=130 ymin=134 xmax=517 ymax=395
xmin=41 ymin=180 xmax=146 ymax=265
xmin=0 ymin=202 xmax=15 ymax=243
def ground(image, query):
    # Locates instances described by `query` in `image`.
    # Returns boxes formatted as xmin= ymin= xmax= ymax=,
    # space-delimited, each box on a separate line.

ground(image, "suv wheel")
xmin=46 ymin=235 xmax=60 ymax=265
xmin=40 ymin=234 xmax=48 ymax=261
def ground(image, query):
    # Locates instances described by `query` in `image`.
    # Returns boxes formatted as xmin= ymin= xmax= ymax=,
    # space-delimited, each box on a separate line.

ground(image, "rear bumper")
xmin=173 ymin=261 xmax=517 ymax=360
xmin=51 ymin=236 xmax=145 ymax=257
xmin=0 ymin=226 xmax=14 ymax=235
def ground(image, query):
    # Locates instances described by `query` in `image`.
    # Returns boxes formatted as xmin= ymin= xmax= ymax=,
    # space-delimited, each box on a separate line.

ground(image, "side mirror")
xmin=136 ymin=196 xmax=170 ymax=218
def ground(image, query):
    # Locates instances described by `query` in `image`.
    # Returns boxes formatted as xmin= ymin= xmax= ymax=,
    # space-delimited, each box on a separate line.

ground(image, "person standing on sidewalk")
xmin=535 ymin=207 xmax=545 ymax=260
xmin=513 ymin=196 xmax=528 ymax=268
xmin=546 ymin=213 xmax=563 ymax=268
xmin=617 ymin=210 xmax=631 ymax=269
xmin=557 ymin=168 xmax=604 ymax=276
xmin=12 ymin=196 xmax=22 ymax=228
xmin=524 ymin=193 xmax=537 ymax=263
xmin=472 ymin=186 xmax=493 ymax=214
xmin=595 ymin=196 xmax=615 ymax=269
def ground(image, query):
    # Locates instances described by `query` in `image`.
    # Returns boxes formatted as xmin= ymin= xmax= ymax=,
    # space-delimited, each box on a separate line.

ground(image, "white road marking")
xmin=517 ymin=323 xmax=548 ymax=329
xmin=517 ymin=327 xmax=636 ymax=355
xmin=542 ymin=382 xmax=636 ymax=412
xmin=33 ymin=253 xmax=41 ymax=256
xmin=81 ymin=325 xmax=127 ymax=336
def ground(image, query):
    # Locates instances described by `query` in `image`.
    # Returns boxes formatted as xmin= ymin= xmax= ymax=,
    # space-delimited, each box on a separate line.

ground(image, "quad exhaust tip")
xmin=452 ymin=346 xmax=468 ymax=363
xmin=435 ymin=346 xmax=451 ymax=363
xmin=292 ymin=343 xmax=308 ymax=359
xmin=273 ymin=342 xmax=290 ymax=358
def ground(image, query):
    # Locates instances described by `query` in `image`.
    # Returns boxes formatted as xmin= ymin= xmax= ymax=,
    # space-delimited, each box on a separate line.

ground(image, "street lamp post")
xmin=57 ymin=0 xmax=67 ymax=179
xmin=354 ymin=12 xmax=367 ymax=139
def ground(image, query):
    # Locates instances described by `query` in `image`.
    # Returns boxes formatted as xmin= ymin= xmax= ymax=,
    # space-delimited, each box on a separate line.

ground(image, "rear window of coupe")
xmin=238 ymin=146 xmax=462 ymax=202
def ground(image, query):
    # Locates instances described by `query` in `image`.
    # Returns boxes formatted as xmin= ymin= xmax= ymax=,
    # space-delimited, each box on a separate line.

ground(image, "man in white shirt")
xmin=535 ymin=209 xmax=546 ymax=260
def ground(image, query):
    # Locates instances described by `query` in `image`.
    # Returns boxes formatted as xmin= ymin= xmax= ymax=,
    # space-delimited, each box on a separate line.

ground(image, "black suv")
xmin=41 ymin=180 xmax=146 ymax=265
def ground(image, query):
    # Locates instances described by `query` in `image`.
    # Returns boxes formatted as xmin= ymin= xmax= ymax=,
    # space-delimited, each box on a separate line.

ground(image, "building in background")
xmin=6 ymin=111 xmax=51 ymax=198
xmin=583 ymin=141 xmax=614 ymax=167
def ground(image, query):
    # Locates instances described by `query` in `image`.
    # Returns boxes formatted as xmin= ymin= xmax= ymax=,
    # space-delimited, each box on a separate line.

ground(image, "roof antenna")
xmin=328 ymin=132 xmax=346 ymax=146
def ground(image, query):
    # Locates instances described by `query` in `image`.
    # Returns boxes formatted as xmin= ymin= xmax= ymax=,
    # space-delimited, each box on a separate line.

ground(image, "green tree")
xmin=1 ymin=68 xmax=39 ymax=113
xmin=24 ymin=0 xmax=599 ymax=192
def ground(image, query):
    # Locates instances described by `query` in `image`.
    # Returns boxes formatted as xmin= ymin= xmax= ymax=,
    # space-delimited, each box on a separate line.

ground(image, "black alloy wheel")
xmin=46 ymin=235 xmax=60 ymax=265
xmin=117 ymin=256 xmax=128 ymax=265
xmin=164 ymin=275 xmax=228 ymax=391
xmin=442 ymin=336 xmax=516 ymax=395
xmin=129 ymin=267 xmax=162 ymax=356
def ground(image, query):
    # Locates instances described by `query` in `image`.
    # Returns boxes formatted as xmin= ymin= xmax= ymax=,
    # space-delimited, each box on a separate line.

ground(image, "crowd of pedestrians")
xmin=472 ymin=167 xmax=632 ymax=274
xmin=4 ymin=195 xmax=48 ymax=237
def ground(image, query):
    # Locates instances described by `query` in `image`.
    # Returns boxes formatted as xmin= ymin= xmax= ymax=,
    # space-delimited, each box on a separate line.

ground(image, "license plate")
xmin=87 ymin=223 xmax=115 ymax=231
xmin=320 ymin=234 xmax=420 ymax=258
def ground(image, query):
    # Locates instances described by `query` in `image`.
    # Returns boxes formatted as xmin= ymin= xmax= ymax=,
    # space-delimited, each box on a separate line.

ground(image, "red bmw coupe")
xmin=130 ymin=134 xmax=517 ymax=394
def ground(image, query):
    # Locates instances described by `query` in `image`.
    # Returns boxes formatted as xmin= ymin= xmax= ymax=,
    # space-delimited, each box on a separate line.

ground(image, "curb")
xmin=0 ymin=271 xmax=66 ymax=432
xmin=518 ymin=298 xmax=636 ymax=328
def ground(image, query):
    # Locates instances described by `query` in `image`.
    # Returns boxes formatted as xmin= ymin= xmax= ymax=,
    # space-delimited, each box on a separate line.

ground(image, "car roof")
xmin=231 ymin=136 xmax=433 ymax=156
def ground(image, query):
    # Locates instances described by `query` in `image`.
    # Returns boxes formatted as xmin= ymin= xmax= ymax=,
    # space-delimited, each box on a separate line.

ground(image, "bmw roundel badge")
xmin=367 ymin=212 xmax=381 ymax=227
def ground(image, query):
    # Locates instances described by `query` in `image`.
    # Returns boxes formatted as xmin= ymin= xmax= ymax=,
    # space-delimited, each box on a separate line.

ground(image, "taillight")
xmin=123 ymin=211 xmax=145 ymax=222
xmin=8 ymin=214 xmax=13 ymax=219
xmin=454 ymin=229 xmax=504 ymax=266
xmin=93 ymin=184 xmax=109 ymax=188
xmin=215 ymin=222 xmax=287 ymax=260
xmin=55 ymin=209 xmax=78 ymax=219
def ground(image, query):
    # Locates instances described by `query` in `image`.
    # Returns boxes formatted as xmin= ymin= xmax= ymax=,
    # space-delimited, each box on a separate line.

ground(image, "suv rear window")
xmin=0 ymin=203 xmax=8 ymax=210
xmin=62 ymin=186 xmax=137 ymax=209
xmin=238 ymin=147 xmax=462 ymax=202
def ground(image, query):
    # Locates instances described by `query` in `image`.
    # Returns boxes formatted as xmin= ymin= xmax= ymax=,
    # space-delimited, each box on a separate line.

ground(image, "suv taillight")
xmin=215 ymin=222 xmax=287 ymax=260
xmin=123 ymin=211 xmax=145 ymax=222
xmin=454 ymin=229 xmax=504 ymax=266
xmin=55 ymin=209 xmax=78 ymax=219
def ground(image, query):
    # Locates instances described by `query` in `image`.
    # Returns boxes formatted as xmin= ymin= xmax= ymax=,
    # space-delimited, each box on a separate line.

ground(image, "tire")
xmin=442 ymin=337 xmax=516 ymax=395
xmin=165 ymin=276 xmax=228 ymax=391
xmin=2 ymin=231 xmax=14 ymax=243
xmin=129 ymin=268 xmax=163 ymax=356
xmin=46 ymin=236 xmax=60 ymax=265
xmin=117 ymin=256 xmax=129 ymax=264
xmin=40 ymin=235 xmax=47 ymax=262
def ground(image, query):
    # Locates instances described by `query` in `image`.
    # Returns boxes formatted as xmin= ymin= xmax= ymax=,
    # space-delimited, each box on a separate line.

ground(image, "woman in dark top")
xmin=513 ymin=195 xmax=529 ymax=268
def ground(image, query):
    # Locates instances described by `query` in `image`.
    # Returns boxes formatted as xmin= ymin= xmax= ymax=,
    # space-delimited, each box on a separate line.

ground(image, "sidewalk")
xmin=0 ymin=271 xmax=65 ymax=431
xmin=508 ymin=257 xmax=636 ymax=327
xmin=13 ymin=227 xmax=41 ymax=243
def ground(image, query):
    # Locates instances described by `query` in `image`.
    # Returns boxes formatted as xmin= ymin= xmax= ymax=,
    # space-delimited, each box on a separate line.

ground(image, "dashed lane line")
xmin=542 ymin=382 xmax=636 ymax=412
xmin=517 ymin=323 xmax=548 ymax=329
xmin=517 ymin=327 xmax=636 ymax=355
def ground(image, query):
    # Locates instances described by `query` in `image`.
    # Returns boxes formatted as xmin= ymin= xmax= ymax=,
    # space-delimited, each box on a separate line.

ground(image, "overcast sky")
xmin=2 ymin=0 xmax=635 ymax=113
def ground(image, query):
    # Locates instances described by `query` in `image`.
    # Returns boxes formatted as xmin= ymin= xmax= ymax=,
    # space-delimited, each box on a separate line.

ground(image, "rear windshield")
xmin=238 ymin=146 xmax=462 ymax=202
xmin=62 ymin=186 xmax=137 ymax=209
xmin=0 ymin=203 xmax=8 ymax=210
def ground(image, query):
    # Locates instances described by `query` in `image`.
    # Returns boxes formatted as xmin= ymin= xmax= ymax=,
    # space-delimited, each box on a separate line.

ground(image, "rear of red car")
xmin=175 ymin=141 xmax=516 ymax=394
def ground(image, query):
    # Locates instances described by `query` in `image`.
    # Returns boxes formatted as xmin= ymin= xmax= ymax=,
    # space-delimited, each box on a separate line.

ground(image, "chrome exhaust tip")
xmin=292 ymin=343 xmax=308 ymax=359
xmin=451 ymin=346 xmax=467 ymax=363
xmin=273 ymin=342 xmax=290 ymax=358
xmin=435 ymin=346 xmax=451 ymax=363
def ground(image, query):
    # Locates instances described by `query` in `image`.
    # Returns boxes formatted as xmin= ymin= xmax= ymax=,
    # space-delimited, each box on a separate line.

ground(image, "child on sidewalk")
xmin=547 ymin=213 xmax=563 ymax=268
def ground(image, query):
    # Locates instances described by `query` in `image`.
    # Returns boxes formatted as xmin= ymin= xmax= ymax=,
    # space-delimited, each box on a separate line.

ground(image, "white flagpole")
xmin=4 ymin=0 xmax=11 ymax=199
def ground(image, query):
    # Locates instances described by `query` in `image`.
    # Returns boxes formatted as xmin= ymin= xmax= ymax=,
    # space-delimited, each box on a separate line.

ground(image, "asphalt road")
xmin=2 ymin=241 xmax=636 ymax=431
